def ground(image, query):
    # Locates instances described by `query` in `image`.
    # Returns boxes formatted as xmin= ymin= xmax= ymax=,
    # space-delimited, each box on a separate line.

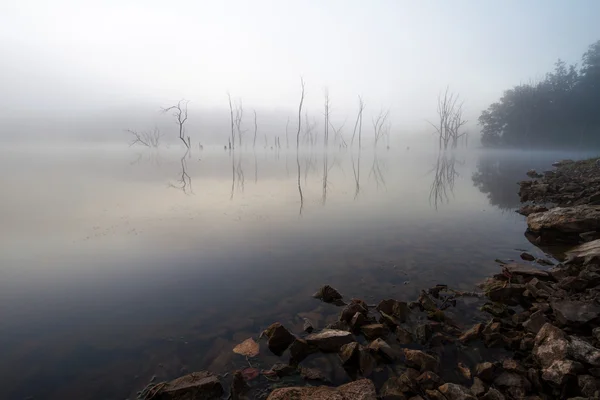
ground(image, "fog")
xmin=1 ymin=0 xmax=599 ymax=144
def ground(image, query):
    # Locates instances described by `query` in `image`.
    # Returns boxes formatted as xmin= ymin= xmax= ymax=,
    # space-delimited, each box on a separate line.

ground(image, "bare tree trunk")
xmin=253 ymin=110 xmax=258 ymax=148
xmin=351 ymin=96 xmax=365 ymax=149
xmin=323 ymin=89 xmax=330 ymax=149
xmin=227 ymin=93 xmax=235 ymax=150
xmin=285 ymin=117 xmax=290 ymax=149
xmin=162 ymin=100 xmax=190 ymax=148
xmin=296 ymin=77 xmax=305 ymax=150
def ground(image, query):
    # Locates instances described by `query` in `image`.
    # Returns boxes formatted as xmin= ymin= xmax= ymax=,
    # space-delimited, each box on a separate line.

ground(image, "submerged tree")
xmin=428 ymin=87 xmax=466 ymax=150
xmin=126 ymin=127 xmax=162 ymax=148
xmin=162 ymin=99 xmax=190 ymax=148
xmin=372 ymin=109 xmax=390 ymax=148
xmin=351 ymin=96 xmax=365 ymax=148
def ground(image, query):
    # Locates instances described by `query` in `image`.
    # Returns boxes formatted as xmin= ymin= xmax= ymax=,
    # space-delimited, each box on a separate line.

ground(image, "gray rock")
xmin=551 ymin=299 xmax=600 ymax=325
xmin=541 ymin=359 xmax=581 ymax=386
xmin=480 ymin=388 xmax=505 ymax=400
xmin=144 ymin=371 xmax=223 ymax=400
xmin=533 ymin=323 xmax=568 ymax=369
xmin=305 ymin=329 xmax=354 ymax=352
xmin=266 ymin=378 xmax=376 ymax=400
xmin=289 ymin=339 xmax=316 ymax=363
xmin=303 ymin=318 xmax=314 ymax=333
xmin=578 ymin=375 xmax=599 ymax=398
xmin=437 ymin=383 xmax=476 ymax=400
xmin=523 ymin=310 xmax=548 ymax=334
xmin=527 ymin=205 xmax=600 ymax=240
xmin=568 ymin=336 xmax=600 ymax=366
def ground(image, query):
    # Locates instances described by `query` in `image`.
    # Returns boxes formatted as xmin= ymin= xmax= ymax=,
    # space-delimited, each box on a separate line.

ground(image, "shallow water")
xmin=0 ymin=144 xmax=593 ymax=399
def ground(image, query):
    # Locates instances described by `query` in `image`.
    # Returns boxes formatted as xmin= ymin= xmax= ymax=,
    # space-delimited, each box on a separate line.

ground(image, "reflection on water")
xmin=0 ymin=145 xmax=591 ymax=400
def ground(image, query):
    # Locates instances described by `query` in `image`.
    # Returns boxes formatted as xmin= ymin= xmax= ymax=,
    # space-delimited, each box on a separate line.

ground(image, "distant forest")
xmin=479 ymin=40 xmax=600 ymax=148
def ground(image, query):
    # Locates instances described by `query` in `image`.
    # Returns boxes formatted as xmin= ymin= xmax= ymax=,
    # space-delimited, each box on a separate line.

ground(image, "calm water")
xmin=0 ymin=144 xmax=592 ymax=399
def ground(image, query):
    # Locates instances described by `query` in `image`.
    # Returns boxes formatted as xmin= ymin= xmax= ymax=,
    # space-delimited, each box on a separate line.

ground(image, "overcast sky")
xmin=1 ymin=0 xmax=599 ymax=135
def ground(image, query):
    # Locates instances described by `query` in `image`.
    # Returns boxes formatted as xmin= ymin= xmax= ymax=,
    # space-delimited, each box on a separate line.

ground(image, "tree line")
xmin=479 ymin=40 xmax=600 ymax=148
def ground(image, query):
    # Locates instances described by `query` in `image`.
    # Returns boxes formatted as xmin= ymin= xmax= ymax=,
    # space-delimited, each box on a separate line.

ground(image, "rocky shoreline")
xmin=141 ymin=158 xmax=600 ymax=400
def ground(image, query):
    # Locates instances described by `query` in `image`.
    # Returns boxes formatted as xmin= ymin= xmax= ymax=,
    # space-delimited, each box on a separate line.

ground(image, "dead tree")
xmin=296 ymin=77 xmax=305 ymax=149
xmin=323 ymin=89 xmax=330 ymax=148
xmin=227 ymin=93 xmax=235 ymax=150
xmin=126 ymin=127 xmax=162 ymax=148
xmin=329 ymin=119 xmax=347 ymax=149
xmin=253 ymin=110 xmax=258 ymax=148
xmin=234 ymin=99 xmax=245 ymax=147
xmin=351 ymin=96 xmax=365 ymax=148
xmin=372 ymin=109 xmax=390 ymax=148
xmin=285 ymin=117 xmax=290 ymax=149
xmin=428 ymin=87 xmax=467 ymax=150
xmin=162 ymin=100 xmax=190 ymax=148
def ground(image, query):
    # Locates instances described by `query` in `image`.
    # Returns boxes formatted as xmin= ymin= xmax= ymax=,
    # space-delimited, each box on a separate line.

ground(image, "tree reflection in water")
xmin=429 ymin=152 xmax=460 ymax=209
xmin=169 ymin=149 xmax=193 ymax=194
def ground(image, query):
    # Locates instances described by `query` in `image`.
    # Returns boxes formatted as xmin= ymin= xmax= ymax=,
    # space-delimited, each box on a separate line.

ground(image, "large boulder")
xmin=533 ymin=323 xmax=568 ymax=369
xmin=527 ymin=205 xmax=600 ymax=243
xmin=267 ymin=378 xmax=376 ymax=400
xmin=551 ymin=299 xmax=600 ymax=326
xmin=305 ymin=329 xmax=354 ymax=352
xmin=568 ymin=336 xmax=600 ymax=367
xmin=503 ymin=263 xmax=553 ymax=280
xmin=262 ymin=323 xmax=296 ymax=355
xmin=376 ymin=299 xmax=410 ymax=325
xmin=565 ymin=238 xmax=600 ymax=265
xmin=144 ymin=371 xmax=223 ymax=400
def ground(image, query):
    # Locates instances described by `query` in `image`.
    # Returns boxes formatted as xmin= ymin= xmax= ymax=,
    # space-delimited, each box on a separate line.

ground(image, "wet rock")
xmin=457 ymin=362 xmax=471 ymax=380
xmin=458 ymin=323 xmax=483 ymax=343
xmin=415 ymin=371 xmax=442 ymax=391
xmin=523 ymin=310 xmax=548 ymax=334
xmin=350 ymin=312 xmax=368 ymax=329
xmin=429 ymin=332 xmax=455 ymax=347
xmin=300 ymin=367 xmax=328 ymax=382
xmin=518 ymin=205 xmax=548 ymax=217
xmin=303 ymin=318 xmax=314 ymax=333
xmin=481 ymin=302 xmax=510 ymax=317
xmin=269 ymin=363 xmax=296 ymax=378
xmin=341 ymin=300 xmax=369 ymax=323
xmin=536 ymin=257 xmax=554 ymax=266
xmin=359 ymin=347 xmax=376 ymax=377
xmin=325 ymin=320 xmax=351 ymax=332
xmin=415 ymin=324 xmax=433 ymax=344
xmin=568 ymin=336 xmax=600 ymax=366
xmin=527 ymin=205 xmax=600 ymax=243
xmin=289 ymin=339 xmax=316 ymax=363
xmin=487 ymin=284 xmax=526 ymax=306
xmin=368 ymin=338 xmax=397 ymax=362
xmin=266 ymin=378 xmax=376 ymax=400
xmin=551 ymin=299 xmax=600 ymax=326
xmin=521 ymin=252 xmax=536 ymax=261
xmin=504 ymin=263 xmax=553 ymax=280
xmin=480 ymin=388 xmax=505 ymax=400
xmin=380 ymin=373 xmax=417 ymax=399
xmin=339 ymin=342 xmax=360 ymax=366
xmin=403 ymin=349 xmax=439 ymax=373
xmin=305 ymin=329 xmax=354 ymax=352
xmin=313 ymin=285 xmax=343 ymax=303
xmin=578 ymin=375 xmax=599 ymax=398
xmin=395 ymin=326 xmax=413 ymax=344
xmin=471 ymin=377 xmax=486 ymax=397
xmin=525 ymin=277 xmax=554 ymax=299
xmin=475 ymin=362 xmax=495 ymax=382
xmin=533 ymin=323 xmax=568 ymax=369
xmin=418 ymin=291 xmax=437 ymax=312
xmin=361 ymin=324 xmax=388 ymax=340
xmin=145 ymin=371 xmax=223 ymax=400
xmin=230 ymin=370 xmax=248 ymax=400
xmin=262 ymin=323 xmax=296 ymax=355
xmin=541 ymin=359 xmax=581 ymax=386
xmin=552 ymin=159 xmax=574 ymax=167
xmin=437 ymin=383 xmax=476 ymax=400
xmin=377 ymin=299 xmax=410 ymax=325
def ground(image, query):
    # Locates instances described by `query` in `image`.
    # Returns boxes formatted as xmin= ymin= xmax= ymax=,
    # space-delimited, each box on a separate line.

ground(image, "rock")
xmin=415 ymin=324 xmax=433 ymax=344
xmin=487 ymin=284 xmax=526 ymax=305
xmin=551 ymin=299 xmax=600 ymax=326
xmin=377 ymin=299 xmax=410 ymax=325
xmin=527 ymin=169 xmax=542 ymax=178
xmin=578 ymin=375 xmax=599 ymax=398
xmin=525 ymin=277 xmax=554 ymax=299
xmin=558 ymin=276 xmax=589 ymax=292
xmin=361 ymin=324 xmax=388 ymax=340
xmin=493 ymin=372 xmax=531 ymax=399
xmin=395 ymin=326 xmax=413 ymax=344
xmin=527 ymin=368 xmax=543 ymax=391
xmin=533 ymin=323 xmax=568 ymax=369
xmin=475 ymin=362 xmax=495 ymax=382
xmin=380 ymin=374 xmax=415 ymax=399
xmin=313 ymin=285 xmax=343 ymax=303
xmin=481 ymin=302 xmax=511 ymax=317
xmin=416 ymin=371 xmax=442 ymax=391
xmin=305 ymin=330 xmax=354 ymax=352
xmin=504 ymin=263 xmax=553 ymax=280
xmin=459 ymin=323 xmax=483 ymax=343
xmin=425 ymin=390 xmax=448 ymax=400
xmin=300 ymin=367 xmax=328 ymax=382
xmin=541 ymin=359 xmax=581 ymax=386
xmin=429 ymin=332 xmax=455 ymax=347
xmin=523 ymin=310 xmax=548 ymax=334
xmin=266 ymin=378 xmax=376 ymax=400
xmin=145 ymin=371 xmax=223 ymax=400
xmin=471 ymin=377 xmax=486 ymax=397
xmin=418 ymin=291 xmax=437 ymax=312
xmin=269 ymin=363 xmax=296 ymax=377
xmin=325 ymin=320 xmax=351 ymax=332
xmin=594 ymin=327 xmax=600 ymax=342
xmin=518 ymin=205 xmax=548 ymax=216
xmin=521 ymin=252 xmax=536 ymax=261
xmin=480 ymin=388 xmax=506 ymax=400
xmin=437 ymin=383 xmax=476 ymax=400
xmin=262 ymin=323 xmax=296 ymax=355
xmin=230 ymin=370 xmax=248 ymax=400
xmin=568 ymin=336 xmax=600 ymax=366
xmin=368 ymin=338 xmax=397 ymax=362
xmin=536 ymin=257 xmax=554 ymax=266
xmin=566 ymin=238 xmax=600 ymax=265
xmin=303 ymin=318 xmax=314 ymax=333
xmin=502 ymin=359 xmax=525 ymax=374
xmin=350 ymin=312 xmax=368 ymax=329
xmin=403 ymin=349 xmax=439 ymax=373
xmin=457 ymin=362 xmax=471 ymax=380
xmin=527 ymin=205 xmax=600 ymax=242
xmin=289 ymin=339 xmax=315 ymax=363
xmin=359 ymin=346 xmax=376 ymax=377
xmin=341 ymin=300 xmax=369 ymax=323
xmin=552 ymin=159 xmax=574 ymax=167
xmin=339 ymin=342 xmax=360 ymax=366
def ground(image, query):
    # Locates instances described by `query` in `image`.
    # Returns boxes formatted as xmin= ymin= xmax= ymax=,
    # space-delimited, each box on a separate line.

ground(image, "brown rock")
xmin=578 ymin=375 xmax=599 ymax=398
xmin=341 ymin=300 xmax=368 ymax=323
xmin=487 ymin=284 xmax=526 ymax=305
xmin=380 ymin=375 xmax=414 ymax=399
xmin=459 ymin=323 xmax=483 ymax=343
xmin=302 ymin=318 xmax=314 ymax=333
xmin=565 ymin=238 xmax=600 ymax=265
xmin=289 ymin=339 xmax=316 ymax=363
xmin=368 ymin=338 xmax=397 ymax=362
xmin=552 ymin=299 xmax=600 ymax=326
xmin=416 ymin=371 xmax=442 ymax=391
xmin=269 ymin=363 xmax=296 ymax=378
xmin=305 ymin=330 xmax=354 ymax=352
xmin=504 ymin=263 xmax=552 ymax=280
xmin=230 ymin=370 xmax=248 ymax=400
xmin=471 ymin=377 xmax=486 ymax=397
xmin=395 ymin=326 xmax=413 ymax=344
xmin=533 ymin=323 xmax=568 ymax=369
xmin=377 ymin=299 xmax=410 ymax=325
xmin=527 ymin=205 xmax=600 ymax=242
xmin=438 ymin=383 xmax=476 ymax=400
xmin=518 ymin=205 xmax=548 ymax=216
xmin=541 ymin=359 xmax=581 ymax=386
xmin=475 ymin=362 xmax=495 ymax=382
xmin=313 ymin=285 xmax=343 ymax=303
xmin=300 ymin=367 xmax=328 ymax=382
xmin=338 ymin=342 xmax=360 ymax=366
xmin=266 ymin=378 xmax=376 ymax=400
xmin=361 ymin=323 xmax=388 ymax=340
xmin=457 ymin=362 xmax=471 ymax=380
xmin=145 ymin=371 xmax=223 ymax=400
xmin=523 ymin=310 xmax=548 ymax=334
xmin=480 ymin=388 xmax=506 ymax=400
xmin=262 ymin=323 xmax=296 ymax=356
xmin=520 ymin=252 xmax=535 ymax=261
xmin=359 ymin=347 xmax=376 ymax=377
xmin=425 ymin=390 xmax=448 ymax=400
xmin=568 ymin=336 xmax=600 ymax=367
xmin=502 ymin=359 xmax=525 ymax=374
xmin=403 ymin=349 xmax=439 ymax=373
xmin=350 ymin=312 xmax=368 ymax=329
xmin=418 ymin=290 xmax=437 ymax=312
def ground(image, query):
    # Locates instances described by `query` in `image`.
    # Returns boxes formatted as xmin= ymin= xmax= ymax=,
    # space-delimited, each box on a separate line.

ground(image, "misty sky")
xmin=2 ymin=0 xmax=599 ymax=135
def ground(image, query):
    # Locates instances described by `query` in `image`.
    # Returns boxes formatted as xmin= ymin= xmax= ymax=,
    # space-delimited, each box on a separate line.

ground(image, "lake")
xmin=0 ymin=144 xmax=591 ymax=399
